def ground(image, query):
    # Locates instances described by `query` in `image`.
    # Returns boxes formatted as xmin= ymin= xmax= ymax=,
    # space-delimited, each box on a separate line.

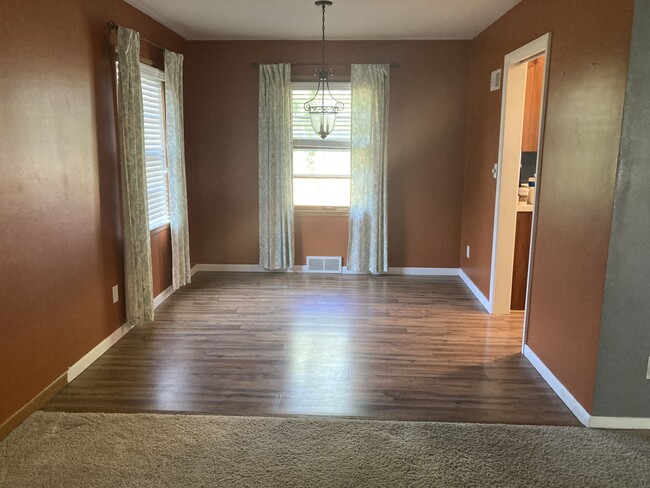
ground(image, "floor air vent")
xmin=306 ymin=256 xmax=342 ymax=274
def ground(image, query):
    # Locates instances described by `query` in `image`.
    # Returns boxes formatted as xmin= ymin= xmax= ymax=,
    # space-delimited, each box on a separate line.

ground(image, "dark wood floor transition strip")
xmin=44 ymin=272 xmax=579 ymax=426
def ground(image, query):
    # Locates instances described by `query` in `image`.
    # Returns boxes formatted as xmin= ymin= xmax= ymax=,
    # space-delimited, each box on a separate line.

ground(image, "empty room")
xmin=1 ymin=0 xmax=649 ymax=486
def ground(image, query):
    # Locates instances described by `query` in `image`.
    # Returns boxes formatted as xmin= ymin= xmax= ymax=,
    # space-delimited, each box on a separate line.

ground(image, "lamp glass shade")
xmin=309 ymin=109 xmax=337 ymax=139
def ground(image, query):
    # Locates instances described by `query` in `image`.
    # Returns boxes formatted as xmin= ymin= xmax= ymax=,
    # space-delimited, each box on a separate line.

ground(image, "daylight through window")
xmin=292 ymin=82 xmax=351 ymax=208
xmin=140 ymin=63 xmax=170 ymax=230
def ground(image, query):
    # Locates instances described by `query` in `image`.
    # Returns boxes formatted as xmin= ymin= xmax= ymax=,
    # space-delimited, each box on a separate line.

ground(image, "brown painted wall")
xmin=459 ymin=0 xmax=634 ymax=410
xmin=0 ymin=0 xmax=185 ymax=425
xmin=295 ymin=214 xmax=349 ymax=266
xmin=151 ymin=227 xmax=173 ymax=296
xmin=184 ymin=41 xmax=470 ymax=268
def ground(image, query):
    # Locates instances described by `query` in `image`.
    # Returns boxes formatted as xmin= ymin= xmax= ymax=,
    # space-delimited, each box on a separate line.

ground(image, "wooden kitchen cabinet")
xmin=521 ymin=56 xmax=545 ymax=152
xmin=511 ymin=211 xmax=533 ymax=311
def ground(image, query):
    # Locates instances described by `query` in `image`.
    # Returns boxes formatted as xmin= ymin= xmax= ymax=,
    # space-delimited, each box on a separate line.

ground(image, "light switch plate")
xmin=466 ymin=246 xmax=470 ymax=259
xmin=492 ymin=163 xmax=498 ymax=179
xmin=646 ymin=356 xmax=650 ymax=380
xmin=112 ymin=285 xmax=119 ymax=304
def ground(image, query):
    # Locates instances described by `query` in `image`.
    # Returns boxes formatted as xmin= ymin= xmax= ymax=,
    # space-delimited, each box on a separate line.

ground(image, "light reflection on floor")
xmin=153 ymin=355 xmax=189 ymax=410
xmin=281 ymin=318 xmax=357 ymax=415
xmin=45 ymin=274 xmax=579 ymax=425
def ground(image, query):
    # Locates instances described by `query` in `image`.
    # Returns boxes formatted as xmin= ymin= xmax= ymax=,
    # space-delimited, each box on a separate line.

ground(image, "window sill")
xmin=150 ymin=223 xmax=170 ymax=236
xmin=294 ymin=207 xmax=349 ymax=217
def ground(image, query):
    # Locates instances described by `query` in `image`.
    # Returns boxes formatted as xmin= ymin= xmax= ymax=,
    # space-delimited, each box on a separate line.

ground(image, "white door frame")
xmin=488 ymin=33 xmax=552 ymax=338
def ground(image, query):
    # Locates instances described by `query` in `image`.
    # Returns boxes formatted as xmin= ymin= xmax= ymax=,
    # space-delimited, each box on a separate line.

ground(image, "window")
xmin=140 ymin=63 xmax=170 ymax=231
xmin=291 ymin=82 xmax=351 ymax=209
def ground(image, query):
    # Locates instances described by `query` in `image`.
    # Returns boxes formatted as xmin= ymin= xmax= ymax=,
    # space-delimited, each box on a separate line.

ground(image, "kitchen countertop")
xmin=517 ymin=204 xmax=534 ymax=212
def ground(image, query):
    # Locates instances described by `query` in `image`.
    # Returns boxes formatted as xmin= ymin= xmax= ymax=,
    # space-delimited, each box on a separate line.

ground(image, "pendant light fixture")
xmin=304 ymin=0 xmax=343 ymax=139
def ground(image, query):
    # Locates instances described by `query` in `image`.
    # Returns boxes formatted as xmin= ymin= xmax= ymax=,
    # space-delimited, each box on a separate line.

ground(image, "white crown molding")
xmin=122 ymin=0 xmax=522 ymax=42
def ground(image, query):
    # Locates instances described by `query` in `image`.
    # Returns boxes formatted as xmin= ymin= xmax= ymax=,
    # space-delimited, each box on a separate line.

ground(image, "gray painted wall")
xmin=592 ymin=0 xmax=650 ymax=418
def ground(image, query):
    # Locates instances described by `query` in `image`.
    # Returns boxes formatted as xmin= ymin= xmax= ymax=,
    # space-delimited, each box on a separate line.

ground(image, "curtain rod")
xmin=250 ymin=62 xmax=399 ymax=69
xmin=107 ymin=21 xmax=167 ymax=52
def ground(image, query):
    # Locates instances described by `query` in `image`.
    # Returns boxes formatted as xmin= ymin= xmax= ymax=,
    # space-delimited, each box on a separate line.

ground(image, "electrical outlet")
xmin=466 ymin=245 xmax=471 ymax=259
xmin=112 ymin=285 xmax=119 ymax=304
xmin=646 ymin=356 xmax=650 ymax=380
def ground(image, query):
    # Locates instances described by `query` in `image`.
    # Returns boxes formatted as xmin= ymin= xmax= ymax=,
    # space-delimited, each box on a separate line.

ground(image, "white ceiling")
xmin=123 ymin=0 xmax=521 ymax=41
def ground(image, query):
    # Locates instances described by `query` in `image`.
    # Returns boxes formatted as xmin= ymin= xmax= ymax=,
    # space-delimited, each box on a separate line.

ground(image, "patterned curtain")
xmin=164 ymin=50 xmax=191 ymax=290
xmin=347 ymin=64 xmax=391 ymax=274
xmin=258 ymin=64 xmax=294 ymax=270
xmin=116 ymin=27 xmax=154 ymax=325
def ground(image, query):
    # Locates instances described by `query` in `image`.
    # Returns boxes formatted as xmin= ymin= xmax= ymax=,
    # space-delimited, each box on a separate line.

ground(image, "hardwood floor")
xmin=44 ymin=272 xmax=579 ymax=426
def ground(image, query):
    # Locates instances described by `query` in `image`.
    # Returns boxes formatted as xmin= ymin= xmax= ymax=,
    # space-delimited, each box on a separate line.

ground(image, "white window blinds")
xmin=140 ymin=63 xmax=170 ymax=231
xmin=291 ymin=82 xmax=351 ymax=149
xmin=291 ymin=82 xmax=351 ymax=208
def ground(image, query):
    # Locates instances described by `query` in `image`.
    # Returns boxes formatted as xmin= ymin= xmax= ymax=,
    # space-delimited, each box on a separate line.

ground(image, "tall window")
xmin=291 ymin=82 xmax=351 ymax=209
xmin=140 ymin=63 xmax=170 ymax=230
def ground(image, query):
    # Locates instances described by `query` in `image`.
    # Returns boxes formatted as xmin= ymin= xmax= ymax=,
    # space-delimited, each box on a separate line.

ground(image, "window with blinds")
xmin=291 ymin=82 xmax=351 ymax=208
xmin=140 ymin=63 xmax=170 ymax=231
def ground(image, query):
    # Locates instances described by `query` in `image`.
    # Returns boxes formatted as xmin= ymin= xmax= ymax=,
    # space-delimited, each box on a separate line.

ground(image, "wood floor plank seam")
xmin=43 ymin=272 xmax=579 ymax=426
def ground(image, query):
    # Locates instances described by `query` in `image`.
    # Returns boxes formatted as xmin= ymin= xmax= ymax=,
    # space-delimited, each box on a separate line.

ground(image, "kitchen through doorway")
xmin=489 ymin=34 xmax=551 ymax=351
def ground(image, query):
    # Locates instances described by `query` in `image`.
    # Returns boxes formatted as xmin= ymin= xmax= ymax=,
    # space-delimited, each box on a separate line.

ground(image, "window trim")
xmin=149 ymin=223 xmax=170 ymax=236
xmin=293 ymin=140 xmax=350 ymax=150
xmin=294 ymin=206 xmax=350 ymax=216
xmin=291 ymin=81 xmax=351 ymax=211
xmin=293 ymin=174 xmax=349 ymax=179
xmin=140 ymin=62 xmax=171 ymax=233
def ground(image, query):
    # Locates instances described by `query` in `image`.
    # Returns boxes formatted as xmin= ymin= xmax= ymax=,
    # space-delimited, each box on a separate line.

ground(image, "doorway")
xmin=489 ymin=34 xmax=551 ymax=349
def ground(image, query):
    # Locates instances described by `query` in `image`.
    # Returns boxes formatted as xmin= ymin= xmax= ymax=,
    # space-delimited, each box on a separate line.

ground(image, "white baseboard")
xmin=191 ymin=264 xmax=263 ymax=275
xmin=191 ymin=263 xmax=316 ymax=275
xmin=523 ymin=345 xmax=591 ymax=426
xmin=192 ymin=263 xmax=461 ymax=277
xmin=154 ymin=285 xmax=174 ymax=308
xmin=0 ymin=371 xmax=67 ymax=440
xmin=588 ymin=416 xmax=650 ymax=430
xmin=387 ymin=267 xmax=459 ymax=276
xmin=459 ymin=269 xmax=491 ymax=312
xmin=67 ymin=322 xmax=134 ymax=382
xmin=341 ymin=266 xmax=366 ymax=274
xmin=190 ymin=264 xmax=492 ymax=316
xmin=523 ymin=345 xmax=650 ymax=429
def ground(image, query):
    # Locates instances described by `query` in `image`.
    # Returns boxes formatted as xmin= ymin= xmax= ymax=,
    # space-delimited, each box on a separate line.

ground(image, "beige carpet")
xmin=1 ymin=412 xmax=649 ymax=487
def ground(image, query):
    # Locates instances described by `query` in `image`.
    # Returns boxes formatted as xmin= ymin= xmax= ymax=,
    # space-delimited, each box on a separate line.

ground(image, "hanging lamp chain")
xmin=304 ymin=0 xmax=343 ymax=140
xmin=321 ymin=3 xmax=326 ymax=71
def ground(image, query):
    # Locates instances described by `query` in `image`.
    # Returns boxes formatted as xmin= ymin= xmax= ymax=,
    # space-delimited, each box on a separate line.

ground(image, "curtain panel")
xmin=116 ymin=27 xmax=154 ymax=325
xmin=347 ymin=64 xmax=391 ymax=274
xmin=258 ymin=63 xmax=294 ymax=270
xmin=164 ymin=50 xmax=191 ymax=290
